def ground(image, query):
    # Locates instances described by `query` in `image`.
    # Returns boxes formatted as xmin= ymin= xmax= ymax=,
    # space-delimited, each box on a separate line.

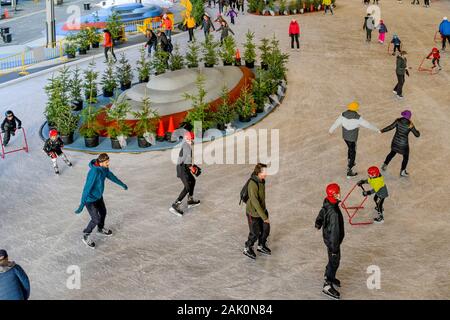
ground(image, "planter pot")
xmin=92 ymin=42 xmax=100 ymax=48
xmin=245 ymin=61 xmax=255 ymax=68
xmin=217 ymin=123 xmax=226 ymax=131
xmin=79 ymin=48 xmax=87 ymax=55
xmin=223 ymin=61 xmax=233 ymax=66
xmin=204 ymin=63 xmax=214 ymax=68
xmin=155 ymin=71 xmax=166 ymax=76
xmin=138 ymin=136 xmax=152 ymax=148
xmin=256 ymin=105 xmax=265 ymax=113
xmin=85 ymin=92 xmax=97 ymax=101
xmin=120 ymin=82 xmax=131 ymax=90
xmin=84 ymin=135 xmax=99 ymax=148
xmin=60 ymin=132 xmax=74 ymax=145
xmin=103 ymin=89 xmax=114 ymax=97
xmin=156 ymin=135 xmax=166 ymax=142
xmin=234 ymin=58 xmax=242 ymax=66
xmin=110 ymin=137 xmax=122 ymax=149
xmin=165 ymin=131 xmax=176 ymax=142
xmin=261 ymin=62 xmax=269 ymax=70
xmin=67 ymin=53 xmax=76 ymax=59
xmin=251 ymin=112 xmax=257 ymax=118
xmin=139 ymin=76 xmax=149 ymax=83
xmin=187 ymin=64 xmax=198 ymax=68
xmin=71 ymin=99 xmax=83 ymax=111
xmin=239 ymin=115 xmax=251 ymax=123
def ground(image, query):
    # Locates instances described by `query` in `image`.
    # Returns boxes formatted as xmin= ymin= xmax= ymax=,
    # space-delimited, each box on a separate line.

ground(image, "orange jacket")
xmin=104 ymin=32 xmax=112 ymax=47
xmin=162 ymin=17 xmax=173 ymax=30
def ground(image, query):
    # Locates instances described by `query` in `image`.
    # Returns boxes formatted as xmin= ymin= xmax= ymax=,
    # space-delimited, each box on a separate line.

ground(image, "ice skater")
xmin=329 ymin=101 xmax=380 ymax=178
xmin=0 ymin=249 xmax=30 ymax=300
xmin=393 ymin=50 xmax=409 ymax=99
xmin=226 ymin=7 xmax=238 ymax=25
xmin=439 ymin=17 xmax=450 ymax=51
xmin=43 ymin=129 xmax=72 ymax=175
xmin=1 ymin=110 xmax=21 ymax=147
xmin=357 ymin=166 xmax=389 ymax=223
xmin=378 ymin=20 xmax=388 ymax=44
xmin=75 ymin=153 xmax=128 ymax=249
xmin=315 ymin=183 xmax=345 ymax=300
xmin=170 ymin=132 xmax=201 ymax=217
xmin=426 ymin=47 xmax=442 ymax=70
xmin=380 ymin=110 xmax=420 ymax=177
xmin=363 ymin=13 xmax=375 ymax=42
xmin=322 ymin=0 xmax=333 ymax=15
xmin=391 ymin=34 xmax=402 ymax=55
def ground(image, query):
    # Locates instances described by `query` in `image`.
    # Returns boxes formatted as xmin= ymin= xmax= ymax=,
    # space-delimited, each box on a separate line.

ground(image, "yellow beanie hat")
xmin=347 ymin=101 xmax=359 ymax=111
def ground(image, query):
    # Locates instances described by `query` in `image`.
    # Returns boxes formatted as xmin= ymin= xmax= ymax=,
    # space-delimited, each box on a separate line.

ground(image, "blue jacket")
xmin=0 ymin=262 xmax=30 ymax=300
xmin=379 ymin=23 xmax=387 ymax=33
xmin=76 ymin=160 xmax=127 ymax=212
xmin=439 ymin=20 xmax=450 ymax=36
xmin=391 ymin=37 xmax=401 ymax=45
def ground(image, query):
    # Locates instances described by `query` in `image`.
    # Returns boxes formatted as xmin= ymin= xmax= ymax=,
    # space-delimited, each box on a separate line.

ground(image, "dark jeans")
xmin=165 ymin=29 xmax=172 ymax=40
xmin=374 ymin=195 xmax=385 ymax=214
xmin=393 ymin=44 xmax=401 ymax=53
xmin=366 ymin=29 xmax=372 ymax=41
xmin=442 ymin=35 xmax=450 ymax=50
xmin=188 ymin=28 xmax=195 ymax=41
xmin=245 ymin=214 xmax=270 ymax=248
xmin=344 ymin=140 xmax=356 ymax=169
xmin=237 ymin=3 xmax=244 ymax=12
xmin=204 ymin=30 xmax=210 ymax=40
xmin=432 ymin=58 xmax=441 ymax=68
xmin=2 ymin=128 xmax=15 ymax=146
xmin=394 ymin=73 xmax=405 ymax=96
xmin=83 ymin=198 xmax=107 ymax=235
xmin=325 ymin=247 xmax=341 ymax=283
xmin=177 ymin=167 xmax=196 ymax=202
xmin=384 ymin=150 xmax=409 ymax=171
xmin=424 ymin=0 xmax=429 ymax=5
xmin=411 ymin=0 xmax=419 ymax=3
xmin=104 ymin=46 xmax=116 ymax=61
xmin=290 ymin=34 xmax=299 ymax=49
xmin=147 ymin=42 xmax=156 ymax=55
xmin=324 ymin=5 xmax=333 ymax=14
xmin=230 ymin=17 xmax=235 ymax=25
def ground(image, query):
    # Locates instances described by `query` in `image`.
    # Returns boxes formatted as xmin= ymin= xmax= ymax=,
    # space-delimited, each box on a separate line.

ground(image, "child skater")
xmin=357 ymin=166 xmax=389 ymax=224
xmin=43 ymin=129 xmax=72 ymax=174
xmin=391 ymin=34 xmax=401 ymax=55
xmin=378 ymin=20 xmax=388 ymax=44
xmin=227 ymin=7 xmax=238 ymax=25
xmin=427 ymin=47 xmax=442 ymax=70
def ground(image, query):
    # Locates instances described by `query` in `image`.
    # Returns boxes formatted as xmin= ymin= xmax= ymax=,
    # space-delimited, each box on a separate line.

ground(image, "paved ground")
xmin=1 ymin=0 xmax=450 ymax=300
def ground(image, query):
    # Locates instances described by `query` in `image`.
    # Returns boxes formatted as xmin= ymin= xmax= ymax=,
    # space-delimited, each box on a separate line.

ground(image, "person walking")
xmin=201 ymin=13 xmax=216 ymax=39
xmin=243 ymin=163 xmax=271 ymax=260
xmin=288 ymin=19 xmax=300 ymax=51
xmin=75 ymin=153 xmax=128 ymax=249
xmin=1 ymin=110 xmax=21 ymax=147
xmin=380 ymin=110 xmax=420 ymax=177
xmin=315 ymin=183 xmax=345 ymax=300
xmin=144 ymin=29 xmax=157 ymax=57
xmin=103 ymin=29 xmax=117 ymax=63
xmin=184 ymin=13 xmax=196 ymax=42
xmin=439 ymin=17 xmax=450 ymax=51
xmin=216 ymin=20 xmax=235 ymax=44
xmin=237 ymin=0 xmax=244 ymax=14
xmin=378 ymin=20 xmax=388 ymax=44
xmin=363 ymin=13 xmax=375 ymax=42
xmin=329 ymin=101 xmax=380 ymax=178
xmin=161 ymin=13 xmax=173 ymax=40
xmin=322 ymin=0 xmax=333 ymax=15
xmin=0 ymin=249 xmax=30 ymax=300
xmin=170 ymin=132 xmax=201 ymax=217
xmin=393 ymin=50 xmax=409 ymax=99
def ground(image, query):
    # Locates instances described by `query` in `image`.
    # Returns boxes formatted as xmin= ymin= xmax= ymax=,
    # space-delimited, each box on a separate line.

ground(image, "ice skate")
xmin=322 ymin=282 xmax=340 ymax=300
xmin=346 ymin=168 xmax=358 ymax=178
xmin=54 ymin=166 xmax=60 ymax=175
xmin=169 ymin=201 xmax=184 ymax=216
xmin=400 ymin=170 xmax=409 ymax=177
xmin=82 ymin=234 xmax=96 ymax=249
xmin=97 ymin=228 xmax=113 ymax=236
xmin=374 ymin=215 xmax=385 ymax=224
xmin=257 ymin=244 xmax=272 ymax=255
xmin=381 ymin=163 xmax=388 ymax=171
xmin=325 ymin=277 xmax=341 ymax=288
xmin=243 ymin=246 xmax=256 ymax=260
xmin=187 ymin=196 xmax=200 ymax=209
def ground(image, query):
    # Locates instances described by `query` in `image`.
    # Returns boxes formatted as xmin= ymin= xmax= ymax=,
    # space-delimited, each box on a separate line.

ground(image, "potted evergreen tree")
xmin=252 ymin=68 xmax=270 ymax=113
xmin=106 ymin=11 xmax=123 ymax=44
xmin=289 ymin=0 xmax=297 ymax=14
xmin=236 ymin=85 xmax=254 ymax=122
xmin=54 ymin=103 xmax=79 ymax=145
xmin=70 ymin=67 xmax=83 ymax=111
xmin=280 ymin=0 xmax=288 ymax=15
xmin=83 ymin=60 xmax=98 ymax=104
xmin=79 ymin=105 xmax=102 ymax=148
xmin=87 ymin=27 xmax=102 ymax=48
xmin=185 ymin=39 xmax=201 ymax=68
xmin=259 ymin=37 xmax=271 ymax=70
xmin=106 ymin=97 xmax=132 ymax=149
xmin=77 ymin=29 xmax=90 ymax=54
xmin=101 ymin=60 xmax=117 ymax=97
xmin=132 ymin=95 xmax=159 ymax=148
xmin=202 ymin=34 xmax=219 ymax=68
xmin=213 ymin=85 xmax=236 ymax=130
xmin=116 ymin=53 xmax=132 ymax=90
xmin=151 ymin=43 xmax=170 ymax=75
xmin=169 ymin=44 xmax=185 ymax=71
xmin=44 ymin=75 xmax=66 ymax=127
xmin=136 ymin=47 xmax=151 ymax=83
xmin=219 ymin=36 xmax=236 ymax=66
xmin=64 ymin=34 xmax=78 ymax=59
xmin=243 ymin=30 xmax=257 ymax=68
xmin=183 ymin=75 xmax=214 ymax=132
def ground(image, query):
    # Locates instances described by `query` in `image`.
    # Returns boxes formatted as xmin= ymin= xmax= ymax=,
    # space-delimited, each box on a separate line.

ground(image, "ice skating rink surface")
xmin=1 ymin=0 xmax=449 ymax=299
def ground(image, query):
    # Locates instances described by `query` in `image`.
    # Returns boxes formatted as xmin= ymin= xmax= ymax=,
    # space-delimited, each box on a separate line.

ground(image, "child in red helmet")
xmin=427 ymin=47 xmax=442 ymax=70
xmin=43 ymin=129 xmax=72 ymax=174
xmin=357 ymin=166 xmax=389 ymax=223
xmin=315 ymin=183 xmax=345 ymax=300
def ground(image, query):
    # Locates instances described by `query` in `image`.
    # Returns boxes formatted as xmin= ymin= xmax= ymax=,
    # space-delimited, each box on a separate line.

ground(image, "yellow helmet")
xmin=347 ymin=101 xmax=359 ymax=111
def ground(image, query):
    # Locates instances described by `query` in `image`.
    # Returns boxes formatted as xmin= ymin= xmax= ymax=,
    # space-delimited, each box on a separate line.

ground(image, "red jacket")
xmin=427 ymin=50 xmax=440 ymax=59
xmin=162 ymin=17 xmax=173 ymax=30
xmin=289 ymin=21 xmax=300 ymax=35
xmin=104 ymin=32 xmax=112 ymax=47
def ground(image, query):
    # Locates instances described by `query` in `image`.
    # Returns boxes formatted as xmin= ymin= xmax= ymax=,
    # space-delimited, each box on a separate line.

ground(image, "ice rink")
xmin=1 ymin=0 xmax=449 ymax=299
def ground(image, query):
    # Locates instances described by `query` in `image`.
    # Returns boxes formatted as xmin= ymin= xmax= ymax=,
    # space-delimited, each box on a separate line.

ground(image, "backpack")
xmin=239 ymin=177 xmax=258 ymax=205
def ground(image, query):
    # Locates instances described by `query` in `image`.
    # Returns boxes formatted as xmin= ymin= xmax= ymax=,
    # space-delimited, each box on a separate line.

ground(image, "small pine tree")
xmin=151 ymin=43 xmax=170 ymax=75
xmin=116 ymin=53 xmax=132 ymax=87
xmin=186 ymin=40 xmax=201 ymax=68
xmin=136 ymin=47 xmax=151 ymax=82
xmin=184 ymin=74 xmax=214 ymax=131
xmin=243 ymin=30 xmax=256 ymax=64
xmin=101 ymin=60 xmax=118 ymax=93
xmin=169 ymin=44 xmax=185 ymax=71
xmin=70 ymin=66 xmax=83 ymax=103
xmin=202 ymin=34 xmax=219 ymax=66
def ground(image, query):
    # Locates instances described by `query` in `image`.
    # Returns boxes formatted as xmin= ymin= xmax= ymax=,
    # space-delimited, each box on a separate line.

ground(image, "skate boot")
xmin=322 ymin=281 xmax=340 ymax=300
xmin=64 ymin=158 xmax=73 ymax=167
xmin=54 ymin=165 xmax=60 ymax=175
xmin=400 ymin=170 xmax=409 ymax=177
xmin=169 ymin=201 xmax=184 ymax=216
xmin=257 ymin=244 xmax=272 ymax=255
xmin=97 ymin=228 xmax=113 ymax=236
xmin=82 ymin=234 xmax=96 ymax=249
xmin=346 ymin=168 xmax=358 ymax=178
xmin=324 ymin=277 xmax=341 ymax=288
xmin=187 ymin=196 xmax=201 ymax=209
xmin=381 ymin=163 xmax=388 ymax=171
xmin=243 ymin=246 xmax=256 ymax=260
xmin=374 ymin=214 xmax=385 ymax=224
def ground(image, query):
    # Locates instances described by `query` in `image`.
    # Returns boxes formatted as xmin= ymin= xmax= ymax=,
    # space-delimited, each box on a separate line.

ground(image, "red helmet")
xmin=184 ymin=131 xmax=194 ymax=141
xmin=49 ymin=129 xmax=58 ymax=137
xmin=432 ymin=47 xmax=439 ymax=52
xmin=326 ymin=183 xmax=340 ymax=197
xmin=368 ymin=166 xmax=380 ymax=177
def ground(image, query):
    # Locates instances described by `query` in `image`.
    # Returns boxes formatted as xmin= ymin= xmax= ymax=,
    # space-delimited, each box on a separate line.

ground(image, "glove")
xmin=357 ymin=180 xmax=365 ymax=187
xmin=362 ymin=191 xmax=369 ymax=197
xmin=75 ymin=205 xmax=84 ymax=214
xmin=123 ymin=184 xmax=128 ymax=190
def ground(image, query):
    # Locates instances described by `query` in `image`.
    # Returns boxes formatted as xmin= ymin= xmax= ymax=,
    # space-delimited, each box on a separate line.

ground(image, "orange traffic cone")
xmin=4 ymin=9 xmax=9 ymax=19
xmin=235 ymin=48 xmax=242 ymax=66
xmin=156 ymin=119 xmax=165 ymax=141
xmin=165 ymin=116 xmax=176 ymax=142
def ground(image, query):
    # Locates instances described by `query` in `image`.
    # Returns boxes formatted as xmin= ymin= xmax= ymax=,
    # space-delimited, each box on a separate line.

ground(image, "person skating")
xmin=288 ymin=19 xmax=300 ymax=51
xmin=0 ymin=249 xmax=30 ymax=300
xmin=315 ymin=183 xmax=345 ymax=300
xmin=357 ymin=166 xmax=389 ymax=223
xmin=391 ymin=34 xmax=401 ymax=55
xmin=329 ymin=101 xmax=380 ymax=178
xmin=243 ymin=163 xmax=271 ymax=260
xmin=439 ymin=17 xmax=450 ymax=51
xmin=1 ymin=110 xmax=21 ymax=147
xmin=43 ymin=129 xmax=72 ymax=175
xmin=378 ymin=20 xmax=388 ymax=44
xmin=200 ymin=13 xmax=216 ymax=39
xmin=380 ymin=110 xmax=420 ymax=177
xmin=216 ymin=20 xmax=235 ymax=44
xmin=363 ymin=13 xmax=375 ymax=42
xmin=75 ymin=153 xmax=128 ymax=249
xmin=103 ymin=29 xmax=117 ymax=63
xmin=322 ymin=0 xmax=333 ymax=15
xmin=393 ymin=51 xmax=409 ymax=99
xmin=226 ymin=7 xmax=238 ymax=25
xmin=427 ymin=47 xmax=442 ymax=70
xmin=170 ymin=132 xmax=201 ymax=217
xmin=237 ymin=0 xmax=244 ymax=14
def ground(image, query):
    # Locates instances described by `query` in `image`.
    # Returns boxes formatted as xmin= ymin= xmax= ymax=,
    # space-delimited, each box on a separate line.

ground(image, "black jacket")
xmin=146 ymin=32 xmax=157 ymax=46
xmin=1 ymin=116 xmax=22 ymax=132
xmin=381 ymin=118 xmax=420 ymax=155
xmin=315 ymin=198 xmax=345 ymax=253
xmin=43 ymin=137 xmax=64 ymax=155
xmin=158 ymin=33 xmax=170 ymax=52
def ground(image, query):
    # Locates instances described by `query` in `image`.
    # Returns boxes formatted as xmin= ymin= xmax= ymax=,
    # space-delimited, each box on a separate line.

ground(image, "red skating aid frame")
xmin=340 ymin=184 xmax=373 ymax=226
xmin=417 ymin=57 xmax=439 ymax=75
xmin=0 ymin=128 xmax=29 ymax=159
xmin=434 ymin=31 xmax=443 ymax=44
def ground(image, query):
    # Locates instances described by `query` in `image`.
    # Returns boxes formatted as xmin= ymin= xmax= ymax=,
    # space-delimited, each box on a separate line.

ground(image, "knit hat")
xmin=401 ymin=110 xmax=412 ymax=120
xmin=0 ymin=249 xmax=7 ymax=259
xmin=347 ymin=101 xmax=359 ymax=112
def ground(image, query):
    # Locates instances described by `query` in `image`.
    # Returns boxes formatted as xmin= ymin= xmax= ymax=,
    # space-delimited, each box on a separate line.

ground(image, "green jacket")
xmin=246 ymin=175 xmax=268 ymax=220
xmin=396 ymin=56 xmax=407 ymax=75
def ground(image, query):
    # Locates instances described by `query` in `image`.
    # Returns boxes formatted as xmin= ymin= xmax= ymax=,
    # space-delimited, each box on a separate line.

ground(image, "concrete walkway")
xmin=0 ymin=0 xmax=450 ymax=299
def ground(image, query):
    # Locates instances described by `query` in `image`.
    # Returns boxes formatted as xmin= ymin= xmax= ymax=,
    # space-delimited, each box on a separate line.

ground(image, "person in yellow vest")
xmin=184 ymin=14 xmax=196 ymax=42
xmin=357 ymin=166 xmax=389 ymax=224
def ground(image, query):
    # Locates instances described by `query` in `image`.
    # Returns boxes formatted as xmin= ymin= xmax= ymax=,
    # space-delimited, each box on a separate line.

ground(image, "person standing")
xmin=243 ymin=163 xmax=271 ymax=260
xmin=393 ymin=50 xmax=409 ymax=99
xmin=288 ymin=19 xmax=300 ymax=51
xmin=170 ymin=132 xmax=201 ymax=217
xmin=363 ymin=13 xmax=375 ymax=42
xmin=315 ymin=183 xmax=345 ymax=300
xmin=329 ymin=101 xmax=380 ymax=178
xmin=380 ymin=110 xmax=420 ymax=177
xmin=103 ymin=29 xmax=117 ymax=63
xmin=1 ymin=110 xmax=21 ymax=147
xmin=0 ymin=249 xmax=30 ymax=300
xmin=184 ymin=13 xmax=196 ymax=42
xmin=161 ymin=13 xmax=173 ymax=40
xmin=201 ymin=13 xmax=215 ymax=39
xmin=439 ymin=17 xmax=450 ymax=51
xmin=378 ymin=20 xmax=388 ymax=44
xmin=237 ymin=0 xmax=244 ymax=14
xmin=75 ymin=153 xmax=128 ymax=249
xmin=322 ymin=0 xmax=333 ymax=15
xmin=144 ymin=29 xmax=157 ymax=57
xmin=216 ymin=20 xmax=235 ymax=44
